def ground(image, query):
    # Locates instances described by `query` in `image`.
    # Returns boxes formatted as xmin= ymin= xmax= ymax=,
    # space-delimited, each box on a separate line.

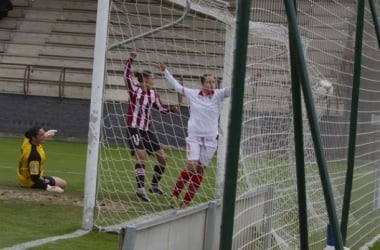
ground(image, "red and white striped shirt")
xmin=124 ymin=58 xmax=170 ymax=131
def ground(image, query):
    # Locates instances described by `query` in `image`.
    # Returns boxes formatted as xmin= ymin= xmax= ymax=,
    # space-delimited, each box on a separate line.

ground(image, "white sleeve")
xmin=224 ymin=87 xmax=231 ymax=97
xmin=216 ymin=87 xmax=231 ymax=99
xmin=163 ymin=69 xmax=184 ymax=94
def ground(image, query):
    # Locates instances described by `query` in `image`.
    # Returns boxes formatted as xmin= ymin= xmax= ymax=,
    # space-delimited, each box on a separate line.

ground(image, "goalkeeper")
xmin=154 ymin=61 xmax=231 ymax=209
xmin=17 ymin=126 xmax=66 ymax=193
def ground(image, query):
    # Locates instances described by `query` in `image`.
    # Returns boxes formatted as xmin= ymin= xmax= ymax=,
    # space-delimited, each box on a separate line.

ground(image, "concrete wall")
xmin=119 ymin=187 xmax=273 ymax=250
xmin=0 ymin=93 xmax=90 ymax=140
xmin=0 ymin=93 xmax=188 ymax=147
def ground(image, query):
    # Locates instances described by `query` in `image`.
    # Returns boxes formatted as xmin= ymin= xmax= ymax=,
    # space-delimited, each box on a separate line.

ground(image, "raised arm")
xmin=124 ymin=50 xmax=138 ymax=90
xmin=153 ymin=61 xmax=184 ymax=94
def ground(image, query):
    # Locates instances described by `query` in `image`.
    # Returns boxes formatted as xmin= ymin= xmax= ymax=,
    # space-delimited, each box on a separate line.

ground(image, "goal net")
xmin=85 ymin=0 xmax=380 ymax=249
xmin=93 ymin=0 xmax=232 ymax=229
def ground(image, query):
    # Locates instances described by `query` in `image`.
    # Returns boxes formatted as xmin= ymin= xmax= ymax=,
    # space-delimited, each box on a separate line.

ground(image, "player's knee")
xmin=186 ymin=161 xmax=198 ymax=174
xmin=196 ymin=163 xmax=204 ymax=175
xmin=135 ymin=149 xmax=146 ymax=158
xmin=54 ymin=177 xmax=67 ymax=189
xmin=161 ymin=155 xmax=167 ymax=164
xmin=155 ymin=150 xmax=167 ymax=164
xmin=60 ymin=179 xmax=67 ymax=189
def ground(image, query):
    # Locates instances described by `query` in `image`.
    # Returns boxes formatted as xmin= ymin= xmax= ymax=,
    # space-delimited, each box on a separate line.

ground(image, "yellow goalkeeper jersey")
xmin=17 ymin=137 xmax=46 ymax=187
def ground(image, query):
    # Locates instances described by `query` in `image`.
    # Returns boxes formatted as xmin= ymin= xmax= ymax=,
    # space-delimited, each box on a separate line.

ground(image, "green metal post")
xmin=341 ymin=0 xmax=365 ymax=243
xmin=288 ymin=0 xmax=309 ymax=247
xmin=219 ymin=0 xmax=251 ymax=249
xmin=290 ymin=49 xmax=310 ymax=250
xmin=283 ymin=0 xmax=344 ymax=249
xmin=368 ymin=0 xmax=380 ymax=48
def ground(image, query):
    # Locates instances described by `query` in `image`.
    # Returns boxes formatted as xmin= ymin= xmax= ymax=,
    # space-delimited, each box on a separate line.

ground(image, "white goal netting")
xmin=86 ymin=0 xmax=380 ymax=249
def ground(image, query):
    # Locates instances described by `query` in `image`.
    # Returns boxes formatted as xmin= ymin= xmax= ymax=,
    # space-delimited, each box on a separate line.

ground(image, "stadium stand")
xmin=0 ymin=0 xmax=354 ymax=102
xmin=0 ymin=0 xmax=96 ymax=99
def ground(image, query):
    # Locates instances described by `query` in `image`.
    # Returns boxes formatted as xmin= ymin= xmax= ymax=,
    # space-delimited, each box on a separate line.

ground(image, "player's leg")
xmin=169 ymin=137 xmax=200 ymax=208
xmin=145 ymin=131 xmax=167 ymax=196
xmin=168 ymin=164 xmax=194 ymax=208
xmin=149 ymin=150 xmax=167 ymax=196
xmin=181 ymin=137 xmax=217 ymax=207
xmin=134 ymin=150 xmax=150 ymax=202
xmin=127 ymin=127 xmax=150 ymax=202
xmin=173 ymin=160 xmax=197 ymax=196
xmin=52 ymin=176 xmax=67 ymax=189
xmin=44 ymin=176 xmax=65 ymax=193
xmin=180 ymin=161 xmax=203 ymax=208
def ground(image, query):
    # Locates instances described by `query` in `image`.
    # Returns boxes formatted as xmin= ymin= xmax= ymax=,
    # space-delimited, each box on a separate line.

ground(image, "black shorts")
xmin=126 ymin=127 xmax=162 ymax=155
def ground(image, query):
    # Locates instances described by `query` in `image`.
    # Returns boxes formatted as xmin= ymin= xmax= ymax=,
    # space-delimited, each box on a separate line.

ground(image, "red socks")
xmin=172 ymin=169 xmax=191 ymax=197
xmin=183 ymin=174 xmax=203 ymax=204
xmin=172 ymin=169 xmax=204 ymax=204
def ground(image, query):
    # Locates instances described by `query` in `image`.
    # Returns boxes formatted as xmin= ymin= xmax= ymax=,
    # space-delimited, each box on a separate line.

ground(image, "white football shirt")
xmin=163 ymin=69 xmax=230 ymax=138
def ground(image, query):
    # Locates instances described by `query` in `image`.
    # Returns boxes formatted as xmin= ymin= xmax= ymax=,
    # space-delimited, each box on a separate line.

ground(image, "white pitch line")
xmin=1 ymin=229 xmax=90 ymax=250
xmin=359 ymin=234 xmax=380 ymax=250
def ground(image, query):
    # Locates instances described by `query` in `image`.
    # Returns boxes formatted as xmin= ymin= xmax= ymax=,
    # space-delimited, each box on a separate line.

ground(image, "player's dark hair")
xmin=25 ymin=126 xmax=42 ymax=139
xmin=134 ymin=70 xmax=152 ymax=83
xmin=201 ymin=74 xmax=213 ymax=84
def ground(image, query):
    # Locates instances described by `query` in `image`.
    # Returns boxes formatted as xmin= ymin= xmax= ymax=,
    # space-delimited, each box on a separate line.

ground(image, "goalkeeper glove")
xmin=44 ymin=129 xmax=58 ymax=138
xmin=46 ymin=184 xmax=64 ymax=193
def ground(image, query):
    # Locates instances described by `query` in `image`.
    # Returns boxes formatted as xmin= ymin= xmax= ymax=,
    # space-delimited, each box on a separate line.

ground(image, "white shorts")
xmin=186 ymin=136 xmax=218 ymax=167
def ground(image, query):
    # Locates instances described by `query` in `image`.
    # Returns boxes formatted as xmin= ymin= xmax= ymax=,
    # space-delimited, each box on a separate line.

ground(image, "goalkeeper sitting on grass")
xmin=17 ymin=126 xmax=67 ymax=193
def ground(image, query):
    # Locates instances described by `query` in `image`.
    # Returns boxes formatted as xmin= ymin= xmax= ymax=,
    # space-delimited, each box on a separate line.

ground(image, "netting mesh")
xmin=90 ymin=0 xmax=380 ymax=248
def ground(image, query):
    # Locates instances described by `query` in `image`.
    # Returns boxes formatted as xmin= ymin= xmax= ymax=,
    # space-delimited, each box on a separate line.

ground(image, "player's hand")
xmin=129 ymin=50 xmax=137 ymax=60
xmin=44 ymin=129 xmax=58 ymax=138
xmin=153 ymin=61 xmax=166 ymax=71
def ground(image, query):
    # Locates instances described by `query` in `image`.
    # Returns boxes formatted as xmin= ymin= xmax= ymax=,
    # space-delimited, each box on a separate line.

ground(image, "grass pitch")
xmin=0 ymin=137 xmax=118 ymax=249
xmin=1 ymin=136 xmax=380 ymax=250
